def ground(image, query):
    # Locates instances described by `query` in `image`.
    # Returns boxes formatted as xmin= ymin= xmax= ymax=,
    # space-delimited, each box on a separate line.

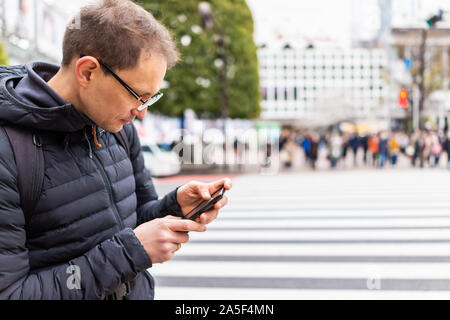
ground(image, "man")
xmin=0 ymin=0 xmax=231 ymax=299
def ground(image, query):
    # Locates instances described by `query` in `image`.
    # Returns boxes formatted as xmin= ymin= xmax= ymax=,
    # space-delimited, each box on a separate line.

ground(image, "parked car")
xmin=141 ymin=143 xmax=181 ymax=177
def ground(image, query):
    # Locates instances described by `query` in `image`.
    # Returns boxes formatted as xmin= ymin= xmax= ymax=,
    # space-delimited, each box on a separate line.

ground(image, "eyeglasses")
xmin=81 ymin=55 xmax=163 ymax=111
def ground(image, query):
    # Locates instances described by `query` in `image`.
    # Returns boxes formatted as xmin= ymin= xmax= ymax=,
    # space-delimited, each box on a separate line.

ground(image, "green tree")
xmin=137 ymin=0 xmax=261 ymax=120
xmin=0 ymin=42 xmax=9 ymax=65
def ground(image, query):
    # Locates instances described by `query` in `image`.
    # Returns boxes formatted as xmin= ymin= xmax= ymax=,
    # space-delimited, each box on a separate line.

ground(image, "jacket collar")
xmin=0 ymin=62 xmax=96 ymax=133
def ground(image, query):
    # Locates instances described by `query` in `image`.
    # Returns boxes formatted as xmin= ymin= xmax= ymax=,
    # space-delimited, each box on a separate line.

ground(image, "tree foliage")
xmin=0 ymin=42 xmax=9 ymax=65
xmin=409 ymin=47 xmax=443 ymax=102
xmin=136 ymin=0 xmax=261 ymax=119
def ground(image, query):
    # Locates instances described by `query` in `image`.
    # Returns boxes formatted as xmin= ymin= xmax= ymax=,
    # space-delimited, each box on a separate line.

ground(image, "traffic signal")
xmin=398 ymin=88 xmax=409 ymax=108
xmin=426 ymin=9 xmax=444 ymax=28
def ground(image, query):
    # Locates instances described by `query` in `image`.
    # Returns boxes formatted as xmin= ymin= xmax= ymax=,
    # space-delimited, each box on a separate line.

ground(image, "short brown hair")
xmin=62 ymin=0 xmax=179 ymax=70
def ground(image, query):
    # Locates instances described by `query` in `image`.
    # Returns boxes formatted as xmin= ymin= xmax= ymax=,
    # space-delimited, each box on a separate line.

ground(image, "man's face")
xmin=79 ymin=52 xmax=167 ymax=133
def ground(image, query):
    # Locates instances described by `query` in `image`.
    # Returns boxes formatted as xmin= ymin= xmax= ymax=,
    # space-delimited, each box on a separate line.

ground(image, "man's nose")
xmin=132 ymin=107 xmax=147 ymax=120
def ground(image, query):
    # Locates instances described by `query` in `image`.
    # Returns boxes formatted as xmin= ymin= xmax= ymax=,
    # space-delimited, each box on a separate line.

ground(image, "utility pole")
xmin=417 ymin=9 xmax=444 ymax=130
xmin=417 ymin=27 xmax=428 ymax=130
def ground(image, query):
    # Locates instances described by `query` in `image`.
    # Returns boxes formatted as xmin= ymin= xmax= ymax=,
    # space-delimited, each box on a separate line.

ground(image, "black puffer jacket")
xmin=0 ymin=63 xmax=183 ymax=299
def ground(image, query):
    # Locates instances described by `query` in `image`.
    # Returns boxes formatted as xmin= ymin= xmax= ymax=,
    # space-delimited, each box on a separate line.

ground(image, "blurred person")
xmin=348 ymin=133 xmax=360 ymax=167
xmin=281 ymin=133 xmax=297 ymax=168
xmin=443 ymin=131 xmax=450 ymax=169
xmin=0 ymin=0 xmax=232 ymax=300
xmin=295 ymin=130 xmax=304 ymax=146
xmin=233 ymin=137 xmax=245 ymax=170
xmin=398 ymin=131 xmax=410 ymax=155
xmin=341 ymin=133 xmax=349 ymax=167
xmin=278 ymin=128 xmax=290 ymax=151
xmin=261 ymin=139 xmax=272 ymax=168
xmin=368 ymin=133 xmax=379 ymax=167
xmin=360 ymin=134 xmax=369 ymax=165
xmin=378 ymin=132 xmax=389 ymax=168
xmin=327 ymin=132 xmax=343 ymax=169
xmin=309 ymin=133 xmax=319 ymax=170
xmin=301 ymin=132 xmax=312 ymax=165
xmin=388 ymin=132 xmax=400 ymax=167
xmin=430 ymin=133 xmax=443 ymax=168
xmin=412 ymin=131 xmax=425 ymax=168
xmin=410 ymin=131 xmax=418 ymax=166
xmin=423 ymin=130 xmax=433 ymax=167
xmin=438 ymin=130 xmax=446 ymax=153
xmin=404 ymin=132 xmax=415 ymax=163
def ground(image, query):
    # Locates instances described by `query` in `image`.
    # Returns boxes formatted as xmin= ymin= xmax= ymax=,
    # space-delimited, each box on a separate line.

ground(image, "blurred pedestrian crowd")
xmin=278 ymin=128 xmax=450 ymax=170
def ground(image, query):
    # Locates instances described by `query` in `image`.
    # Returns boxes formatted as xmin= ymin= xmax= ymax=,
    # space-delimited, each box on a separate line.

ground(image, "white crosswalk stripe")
xmin=151 ymin=169 xmax=450 ymax=299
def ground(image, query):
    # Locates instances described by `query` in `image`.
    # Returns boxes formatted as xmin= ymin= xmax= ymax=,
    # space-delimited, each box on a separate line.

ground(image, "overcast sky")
xmin=245 ymin=0 xmax=450 ymax=47
xmin=51 ymin=0 xmax=450 ymax=49
xmin=246 ymin=0 xmax=354 ymax=46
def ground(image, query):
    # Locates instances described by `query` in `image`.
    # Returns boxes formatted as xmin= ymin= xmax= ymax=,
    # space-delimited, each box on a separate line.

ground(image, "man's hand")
xmin=176 ymin=178 xmax=232 ymax=225
xmin=134 ymin=216 xmax=206 ymax=264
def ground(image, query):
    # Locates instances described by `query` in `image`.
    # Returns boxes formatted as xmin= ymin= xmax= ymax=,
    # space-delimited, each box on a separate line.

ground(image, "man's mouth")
xmin=121 ymin=117 xmax=135 ymax=125
xmin=120 ymin=119 xmax=134 ymax=125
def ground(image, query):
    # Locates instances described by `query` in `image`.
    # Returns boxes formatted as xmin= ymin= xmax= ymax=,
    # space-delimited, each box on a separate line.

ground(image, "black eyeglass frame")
xmin=80 ymin=55 xmax=163 ymax=111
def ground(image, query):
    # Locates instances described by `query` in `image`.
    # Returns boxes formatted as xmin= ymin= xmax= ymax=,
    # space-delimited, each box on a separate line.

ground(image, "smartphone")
xmin=183 ymin=186 xmax=226 ymax=221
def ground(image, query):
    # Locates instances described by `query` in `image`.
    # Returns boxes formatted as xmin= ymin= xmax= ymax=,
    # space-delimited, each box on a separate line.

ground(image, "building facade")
xmin=258 ymin=47 xmax=389 ymax=126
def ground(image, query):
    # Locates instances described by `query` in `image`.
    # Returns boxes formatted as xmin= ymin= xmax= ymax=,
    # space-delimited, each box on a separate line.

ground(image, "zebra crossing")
xmin=151 ymin=169 xmax=450 ymax=299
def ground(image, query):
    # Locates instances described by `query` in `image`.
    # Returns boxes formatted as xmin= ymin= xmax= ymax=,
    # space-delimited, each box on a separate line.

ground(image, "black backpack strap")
xmin=2 ymin=125 xmax=44 ymax=218
xmin=113 ymin=129 xmax=131 ymax=158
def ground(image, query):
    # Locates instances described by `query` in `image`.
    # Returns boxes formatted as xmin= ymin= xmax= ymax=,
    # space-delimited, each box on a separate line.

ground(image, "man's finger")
xmin=166 ymin=215 xmax=182 ymax=220
xmin=167 ymin=219 xmax=206 ymax=233
xmin=170 ymin=242 xmax=182 ymax=253
xmin=214 ymin=196 xmax=228 ymax=209
xmin=199 ymin=209 xmax=219 ymax=225
xmin=193 ymin=183 xmax=211 ymax=200
xmin=208 ymin=178 xmax=232 ymax=194
xmin=172 ymin=231 xmax=190 ymax=244
xmin=194 ymin=196 xmax=228 ymax=225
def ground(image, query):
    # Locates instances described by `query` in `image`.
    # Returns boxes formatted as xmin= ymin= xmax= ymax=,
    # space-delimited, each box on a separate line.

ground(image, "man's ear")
xmin=75 ymin=56 xmax=101 ymax=88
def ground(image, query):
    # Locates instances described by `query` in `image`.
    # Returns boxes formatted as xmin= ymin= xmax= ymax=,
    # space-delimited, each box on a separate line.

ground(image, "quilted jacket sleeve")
xmin=123 ymin=123 xmax=184 ymax=226
xmin=0 ymin=130 xmax=152 ymax=299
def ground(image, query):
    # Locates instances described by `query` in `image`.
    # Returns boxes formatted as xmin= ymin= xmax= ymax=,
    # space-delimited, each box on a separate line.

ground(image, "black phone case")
xmin=184 ymin=188 xmax=225 ymax=220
